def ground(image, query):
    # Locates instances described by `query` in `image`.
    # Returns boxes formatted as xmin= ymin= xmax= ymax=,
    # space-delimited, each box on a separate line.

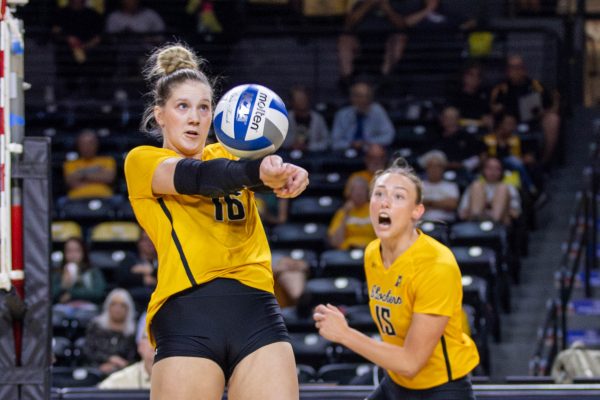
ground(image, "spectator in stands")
xmin=490 ymin=54 xmax=560 ymax=166
xmin=98 ymin=313 xmax=153 ymax=389
xmin=63 ymin=129 xmax=117 ymax=199
xmin=105 ymin=0 xmax=166 ymax=79
xmin=458 ymin=157 xmax=522 ymax=226
xmin=282 ymin=85 xmax=330 ymax=152
xmin=52 ymin=237 xmax=106 ymax=305
xmin=331 ymin=80 xmax=395 ymax=151
xmin=51 ymin=0 xmax=103 ymax=95
xmin=349 ymin=143 xmax=389 ymax=184
xmin=482 ymin=112 xmax=541 ymax=196
xmin=450 ymin=62 xmax=493 ymax=129
xmin=432 ymin=106 xmax=485 ymax=174
xmin=337 ymin=0 xmax=439 ymax=88
xmin=256 ymin=191 xmax=289 ymax=230
xmin=255 ymin=191 xmax=306 ymax=309
xmin=328 ymin=175 xmax=376 ymax=250
xmin=419 ymin=150 xmax=459 ymax=222
xmin=84 ymin=288 xmax=137 ymax=375
xmin=117 ymin=230 xmax=157 ymax=312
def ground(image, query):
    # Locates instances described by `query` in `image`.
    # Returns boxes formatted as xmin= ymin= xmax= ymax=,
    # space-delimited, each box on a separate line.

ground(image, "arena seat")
xmin=289 ymin=195 xmax=343 ymax=224
xmin=344 ymin=305 xmax=377 ymax=332
xmin=316 ymin=363 xmax=379 ymax=385
xmin=89 ymin=249 xmax=133 ymax=283
xmin=271 ymin=248 xmax=319 ymax=277
xmin=302 ymin=172 xmax=347 ymax=197
xmin=270 ymin=222 xmax=329 ymax=252
xmin=450 ymin=221 xmax=516 ymax=310
xmin=317 ymin=150 xmax=365 ymax=174
xmin=289 ymin=332 xmax=333 ymax=368
xmin=52 ymin=221 xmax=83 ymax=243
xmin=303 ymin=277 xmax=365 ymax=309
xmin=281 ymin=306 xmax=315 ymax=333
xmin=59 ymin=198 xmax=116 ymax=224
xmin=418 ymin=220 xmax=450 ymax=245
xmin=451 ymin=245 xmax=503 ymax=324
xmin=319 ymin=249 xmax=365 ymax=280
xmin=51 ymin=367 xmax=104 ymax=389
xmin=89 ymin=221 xmax=140 ymax=251
xmin=297 ymin=364 xmax=317 ymax=384
xmin=52 ymin=336 xmax=74 ymax=367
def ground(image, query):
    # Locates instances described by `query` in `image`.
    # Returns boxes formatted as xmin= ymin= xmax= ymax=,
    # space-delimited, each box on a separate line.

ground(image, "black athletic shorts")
xmin=151 ymin=278 xmax=290 ymax=381
xmin=368 ymin=373 xmax=476 ymax=400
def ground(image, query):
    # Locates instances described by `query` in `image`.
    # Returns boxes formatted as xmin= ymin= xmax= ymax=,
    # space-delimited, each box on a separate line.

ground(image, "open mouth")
xmin=378 ymin=213 xmax=391 ymax=227
xmin=184 ymin=130 xmax=199 ymax=136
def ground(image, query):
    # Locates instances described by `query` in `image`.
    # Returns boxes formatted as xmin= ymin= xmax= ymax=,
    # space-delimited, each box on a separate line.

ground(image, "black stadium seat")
xmin=319 ymin=249 xmax=365 ymax=280
xmin=270 ymin=223 xmax=329 ymax=252
xmin=303 ymin=277 xmax=365 ymax=308
xmin=289 ymin=195 xmax=343 ymax=224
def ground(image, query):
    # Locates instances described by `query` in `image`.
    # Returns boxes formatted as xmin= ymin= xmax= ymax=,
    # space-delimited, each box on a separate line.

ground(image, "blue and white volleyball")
xmin=213 ymin=84 xmax=289 ymax=159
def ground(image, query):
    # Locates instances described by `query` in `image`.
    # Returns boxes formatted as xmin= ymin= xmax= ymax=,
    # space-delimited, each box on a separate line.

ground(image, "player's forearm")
xmin=340 ymin=327 xmax=420 ymax=378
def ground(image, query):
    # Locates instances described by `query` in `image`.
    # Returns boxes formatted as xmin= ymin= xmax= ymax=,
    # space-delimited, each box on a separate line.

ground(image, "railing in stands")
xmin=530 ymin=119 xmax=600 ymax=376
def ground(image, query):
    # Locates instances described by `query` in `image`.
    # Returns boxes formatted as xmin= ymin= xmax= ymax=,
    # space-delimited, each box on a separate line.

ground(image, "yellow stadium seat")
xmin=90 ymin=221 xmax=140 ymax=250
xmin=51 ymin=221 xmax=82 ymax=242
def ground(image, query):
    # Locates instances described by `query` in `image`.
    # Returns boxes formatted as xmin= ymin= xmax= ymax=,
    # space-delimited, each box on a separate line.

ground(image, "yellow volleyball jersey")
xmin=124 ymin=144 xmax=273 ymax=346
xmin=364 ymin=232 xmax=479 ymax=389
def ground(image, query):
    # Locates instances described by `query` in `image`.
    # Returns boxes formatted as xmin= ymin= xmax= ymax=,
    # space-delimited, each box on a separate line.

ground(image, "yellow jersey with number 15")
xmin=124 ymin=144 xmax=274 ymax=346
xmin=364 ymin=232 xmax=479 ymax=390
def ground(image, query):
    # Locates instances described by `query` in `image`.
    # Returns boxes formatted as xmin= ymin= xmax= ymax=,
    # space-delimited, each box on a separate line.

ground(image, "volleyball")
xmin=213 ymin=84 xmax=288 ymax=159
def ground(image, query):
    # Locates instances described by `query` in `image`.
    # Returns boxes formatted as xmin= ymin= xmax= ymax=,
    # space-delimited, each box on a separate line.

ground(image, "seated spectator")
xmin=117 ymin=230 xmax=157 ymax=312
xmin=490 ymin=54 xmax=560 ymax=166
xmin=272 ymin=254 xmax=309 ymax=309
xmin=328 ymin=175 xmax=376 ymax=250
xmin=432 ymin=106 xmax=486 ymax=174
xmin=449 ymin=62 xmax=493 ymax=129
xmin=63 ymin=129 xmax=117 ymax=199
xmin=52 ymin=237 xmax=106 ymax=305
xmin=458 ymin=157 xmax=522 ymax=226
xmin=255 ymin=192 xmax=305 ymax=309
xmin=337 ymin=0 xmax=438 ymax=87
xmin=331 ymin=80 xmax=395 ymax=151
xmin=255 ymin=192 xmax=289 ymax=229
xmin=98 ymin=313 xmax=153 ymax=389
xmin=105 ymin=0 xmax=165 ymax=79
xmin=84 ymin=288 xmax=137 ymax=375
xmin=282 ymin=85 xmax=330 ymax=152
xmin=51 ymin=0 xmax=103 ymax=96
xmin=419 ymin=150 xmax=459 ymax=222
xmin=482 ymin=112 xmax=541 ymax=196
xmin=349 ymin=143 xmax=388 ymax=184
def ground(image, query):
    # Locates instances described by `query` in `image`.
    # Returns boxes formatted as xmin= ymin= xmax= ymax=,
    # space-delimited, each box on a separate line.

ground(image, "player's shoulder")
xmin=415 ymin=233 xmax=457 ymax=267
xmin=203 ymin=142 xmax=236 ymax=160
xmin=125 ymin=145 xmax=169 ymax=160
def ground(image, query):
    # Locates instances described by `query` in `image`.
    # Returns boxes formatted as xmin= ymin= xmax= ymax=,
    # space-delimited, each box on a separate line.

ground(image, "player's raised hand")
xmin=274 ymin=164 xmax=309 ymax=199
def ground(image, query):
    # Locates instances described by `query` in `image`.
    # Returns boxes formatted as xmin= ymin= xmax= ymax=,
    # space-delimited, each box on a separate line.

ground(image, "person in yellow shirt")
xmin=328 ymin=175 xmax=376 ymax=250
xmin=63 ymin=129 xmax=116 ymax=199
xmin=314 ymin=158 xmax=479 ymax=400
xmin=124 ymin=43 xmax=308 ymax=400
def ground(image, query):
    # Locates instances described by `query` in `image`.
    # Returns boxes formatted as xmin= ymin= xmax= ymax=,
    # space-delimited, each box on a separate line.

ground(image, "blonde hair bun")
xmin=158 ymin=45 xmax=198 ymax=75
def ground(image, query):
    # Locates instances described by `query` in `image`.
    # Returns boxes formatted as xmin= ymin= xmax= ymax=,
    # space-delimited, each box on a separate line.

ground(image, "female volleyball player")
xmin=313 ymin=158 xmax=479 ymax=400
xmin=124 ymin=44 xmax=307 ymax=399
